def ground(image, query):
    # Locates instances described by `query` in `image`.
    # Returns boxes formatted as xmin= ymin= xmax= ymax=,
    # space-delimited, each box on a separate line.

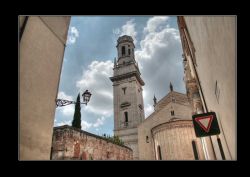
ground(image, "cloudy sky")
xmin=54 ymin=16 xmax=186 ymax=136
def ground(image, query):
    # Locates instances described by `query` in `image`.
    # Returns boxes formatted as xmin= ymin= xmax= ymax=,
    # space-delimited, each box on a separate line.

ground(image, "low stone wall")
xmin=51 ymin=125 xmax=133 ymax=160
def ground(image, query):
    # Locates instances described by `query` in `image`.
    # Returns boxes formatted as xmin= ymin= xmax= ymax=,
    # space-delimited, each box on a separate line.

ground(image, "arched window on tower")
xmin=171 ymin=110 xmax=175 ymax=116
xmin=122 ymin=46 xmax=125 ymax=56
xmin=157 ymin=145 xmax=162 ymax=160
xmin=128 ymin=48 xmax=131 ymax=55
xmin=124 ymin=112 xmax=128 ymax=127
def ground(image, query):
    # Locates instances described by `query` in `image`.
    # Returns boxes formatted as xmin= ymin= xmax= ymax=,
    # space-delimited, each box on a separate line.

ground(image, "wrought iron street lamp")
xmin=56 ymin=90 xmax=92 ymax=107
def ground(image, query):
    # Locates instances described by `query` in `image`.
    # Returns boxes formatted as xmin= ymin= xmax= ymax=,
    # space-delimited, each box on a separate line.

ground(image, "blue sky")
xmin=54 ymin=16 xmax=185 ymax=136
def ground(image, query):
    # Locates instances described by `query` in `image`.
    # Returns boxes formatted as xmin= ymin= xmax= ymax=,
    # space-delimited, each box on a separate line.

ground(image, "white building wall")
xmin=184 ymin=16 xmax=236 ymax=160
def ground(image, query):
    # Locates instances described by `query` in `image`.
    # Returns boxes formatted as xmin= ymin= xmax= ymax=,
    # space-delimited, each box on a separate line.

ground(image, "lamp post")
xmin=55 ymin=90 xmax=92 ymax=107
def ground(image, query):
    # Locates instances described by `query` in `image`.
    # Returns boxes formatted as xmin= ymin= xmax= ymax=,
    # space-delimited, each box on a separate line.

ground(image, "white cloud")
xmin=93 ymin=116 xmax=106 ymax=127
xmin=61 ymin=105 xmax=74 ymax=116
xmin=81 ymin=120 xmax=93 ymax=130
xmin=54 ymin=116 xmax=96 ymax=131
xmin=144 ymin=16 xmax=169 ymax=33
xmin=67 ymin=26 xmax=79 ymax=45
xmin=54 ymin=117 xmax=94 ymax=131
xmin=81 ymin=117 xmax=106 ymax=130
xmin=58 ymin=91 xmax=73 ymax=101
xmin=55 ymin=60 xmax=113 ymax=131
xmin=135 ymin=16 xmax=185 ymax=118
xmin=113 ymin=19 xmax=137 ymax=44
xmin=76 ymin=60 xmax=113 ymax=117
xmin=57 ymin=92 xmax=75 ymax=116
xmin=54 ymin=120 xmax=71 ymax=127
xmin=112 ymin=28 xmax=120 ymax=35
xmin=144 ymin=104 xmax=154 ymax=118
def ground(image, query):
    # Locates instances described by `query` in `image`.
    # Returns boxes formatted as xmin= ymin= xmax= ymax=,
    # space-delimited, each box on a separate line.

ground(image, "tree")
xmin=72 ymin=93 xmax=81 ymax=129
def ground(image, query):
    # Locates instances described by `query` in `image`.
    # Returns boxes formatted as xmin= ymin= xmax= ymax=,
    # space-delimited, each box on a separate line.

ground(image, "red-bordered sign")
xmin=192 ymin=112 xmax=220 ymax=137
xmin=194 ymin=115 xmax=213 ymax=133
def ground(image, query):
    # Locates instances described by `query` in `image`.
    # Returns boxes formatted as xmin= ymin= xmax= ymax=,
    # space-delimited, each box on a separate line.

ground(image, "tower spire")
xmin=114 ymin=57 xmax=117 ymax=67
xmin=170 ymin=82 xmax=173 ymax=92
xmin=153 ymin=94 xmax=157 ymax=107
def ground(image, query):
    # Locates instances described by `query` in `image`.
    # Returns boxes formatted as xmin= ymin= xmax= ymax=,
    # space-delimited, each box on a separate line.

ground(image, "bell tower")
xmin=110 ymin=35 xmax=145 ymax=159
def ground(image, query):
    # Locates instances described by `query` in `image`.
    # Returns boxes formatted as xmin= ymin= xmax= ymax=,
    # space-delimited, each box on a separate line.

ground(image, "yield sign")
xmin=192 ymin=112 xmax=220 ymax=137
xmin=194 ymin=116 xmax=213 ymax=133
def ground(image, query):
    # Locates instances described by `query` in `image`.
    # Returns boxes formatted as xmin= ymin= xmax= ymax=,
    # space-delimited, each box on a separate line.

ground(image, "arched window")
xmin=122 ymin=46 xmax=125 ymax=56
xmin=157 ymin=145 xmax=162 ymax=160
xmin=128 ymin=48 xmax=131 ymax=55
xmin=192 ymin=140 xmax=199 ymax=160
xmin=124 ymin=112 xmax=128 ymax=127
xmin=122 ymin=87 xmax=126 ymax=95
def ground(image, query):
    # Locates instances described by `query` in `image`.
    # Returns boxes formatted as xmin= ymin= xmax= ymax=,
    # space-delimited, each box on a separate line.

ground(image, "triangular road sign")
xmin=192 ymin=112 xmax=220 ymax=137
xmin=195 ymin=115 xmax=213 ymax=133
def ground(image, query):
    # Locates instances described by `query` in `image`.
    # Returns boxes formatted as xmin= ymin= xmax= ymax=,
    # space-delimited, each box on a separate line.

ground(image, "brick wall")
xmin=51 ymin=125 xmax=133 ymax=160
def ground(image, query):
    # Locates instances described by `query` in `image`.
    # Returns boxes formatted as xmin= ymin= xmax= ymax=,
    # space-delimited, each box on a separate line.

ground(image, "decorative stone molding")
xmin=120 ymin=102 xmax=131 ymax=108
xmin=110 ymin=71 xmax=145 ymax=86
xmin=151 ymin=120 xmax=194 ymax=136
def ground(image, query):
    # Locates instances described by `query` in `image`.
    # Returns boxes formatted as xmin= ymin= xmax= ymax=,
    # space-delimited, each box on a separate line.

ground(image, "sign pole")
xmin=201 ymin=137 xmax=209 ymax=160
xmin=216 ymin=135 xmax=226 ymax=160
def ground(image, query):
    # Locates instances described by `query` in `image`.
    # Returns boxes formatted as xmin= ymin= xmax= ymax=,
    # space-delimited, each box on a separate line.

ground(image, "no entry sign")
xmin=192 ymin=112 xmax=220 ymax=137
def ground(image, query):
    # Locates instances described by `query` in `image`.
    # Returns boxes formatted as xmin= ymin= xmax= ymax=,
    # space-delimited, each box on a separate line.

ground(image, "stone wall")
xmin=114 ymin=127 xmax=139 ymax=159
xmin=20 ymin=16 xmax=70 ymax=160
xmin=51 ymin=125 xmax=133 ymax=160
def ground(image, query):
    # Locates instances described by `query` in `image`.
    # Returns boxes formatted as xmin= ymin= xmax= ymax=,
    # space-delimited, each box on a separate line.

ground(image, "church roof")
xmin=117 ymin=35 xmax=133 ymax=41
xmin=151 ymin=119 xmax=193 ymax=133
xmin=116 ymin=35 xmax=135 ymax=47
xmin=154 ymin=91 xmax=189 ymax=111
xmin=140 ymin=91 xmax=191 ymax=125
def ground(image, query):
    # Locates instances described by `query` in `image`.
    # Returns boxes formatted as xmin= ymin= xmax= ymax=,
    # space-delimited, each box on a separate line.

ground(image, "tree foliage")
xmin=72 ymin=93 xmax=81 ymax=129
xmin=102 ymin=134 xmax=124 ymax=146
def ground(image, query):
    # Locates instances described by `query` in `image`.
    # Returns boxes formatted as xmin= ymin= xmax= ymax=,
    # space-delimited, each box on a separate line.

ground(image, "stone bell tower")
xmin=110 ymin=35 xmax=145 ymax=160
